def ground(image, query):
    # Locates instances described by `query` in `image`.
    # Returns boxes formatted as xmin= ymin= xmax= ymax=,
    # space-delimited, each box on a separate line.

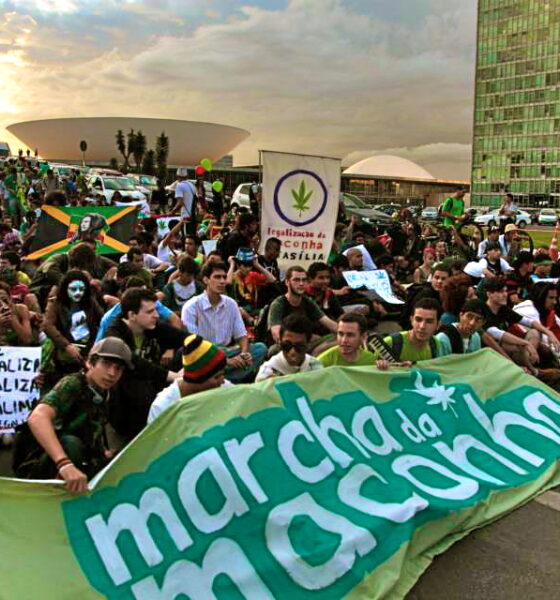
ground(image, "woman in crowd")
xmin=0 ymin=281 xmax=33 ymax=345
xmin=41 ymin=270 xmax=104 ymax=391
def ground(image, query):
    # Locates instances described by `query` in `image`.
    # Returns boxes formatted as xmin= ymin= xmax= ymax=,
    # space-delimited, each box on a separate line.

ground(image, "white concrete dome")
xmin=7 ymin=117 xmax=250 ymax=165
xmin=344 ymin=155 xmax=435 ymax=180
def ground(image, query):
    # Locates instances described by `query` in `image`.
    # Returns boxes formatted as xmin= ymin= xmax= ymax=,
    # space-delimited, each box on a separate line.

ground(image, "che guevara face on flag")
xmin=27 ymin=205 xmax=137 ymax=260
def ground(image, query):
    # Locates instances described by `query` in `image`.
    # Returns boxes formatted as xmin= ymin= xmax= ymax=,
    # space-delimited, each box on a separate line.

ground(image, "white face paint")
xmin=80 ymin=216 xmax=92 ymax=232
xmin=67 ymin=280 xmax=86 ymax=303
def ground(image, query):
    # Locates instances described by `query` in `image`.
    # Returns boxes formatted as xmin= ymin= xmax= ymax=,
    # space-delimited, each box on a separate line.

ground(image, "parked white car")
xmin=474 ymin=208 xmax=531 ymax=228
xmin=231 ymin=183 xmax=255 ymax=210
xmin=87 ymin=175 xmax=150 ymax=214
xmin=129 ymin=174 xmax=158 ymax=197
xmin=537 ymin=208 xmax=558 ymax=226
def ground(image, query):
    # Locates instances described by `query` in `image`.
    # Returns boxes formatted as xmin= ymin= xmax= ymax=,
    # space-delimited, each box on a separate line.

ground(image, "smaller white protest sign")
xmin=343 ymin=270 xmax=404 ymax=304
xmin=202 ymin=239 xmax=217 ymax=255
xmin=0 ymin=346 xmax=41 ymax=433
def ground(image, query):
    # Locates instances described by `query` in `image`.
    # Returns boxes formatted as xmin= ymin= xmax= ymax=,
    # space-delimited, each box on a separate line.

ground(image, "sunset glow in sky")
xmin=0 ymin=0 xmax=476 ymax=178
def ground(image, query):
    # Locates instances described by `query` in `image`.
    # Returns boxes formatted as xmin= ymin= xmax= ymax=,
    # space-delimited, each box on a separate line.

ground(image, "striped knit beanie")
xmin=182 ymin=334 xmax=227 ymax=383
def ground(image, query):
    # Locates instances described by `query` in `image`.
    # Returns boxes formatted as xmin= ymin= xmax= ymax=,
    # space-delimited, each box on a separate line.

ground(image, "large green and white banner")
xmin=1 ymin=350 xmax=560 ymax=599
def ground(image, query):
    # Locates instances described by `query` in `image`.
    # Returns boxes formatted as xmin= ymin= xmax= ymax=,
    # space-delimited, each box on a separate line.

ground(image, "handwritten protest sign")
xmin=343 ymin=269 xmax=404 ymax=304
xmin=0 ymin=346 xmax=41 ymax=432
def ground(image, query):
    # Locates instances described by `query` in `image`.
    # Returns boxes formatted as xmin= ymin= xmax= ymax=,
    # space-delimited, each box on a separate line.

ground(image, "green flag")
xmin=1 ymin=349 xmax=560 ymax=599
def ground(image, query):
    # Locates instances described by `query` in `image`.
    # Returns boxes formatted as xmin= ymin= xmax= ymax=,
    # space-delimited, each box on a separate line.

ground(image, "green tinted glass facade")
xmin=471 ymin=0 xmax=560 ymax=207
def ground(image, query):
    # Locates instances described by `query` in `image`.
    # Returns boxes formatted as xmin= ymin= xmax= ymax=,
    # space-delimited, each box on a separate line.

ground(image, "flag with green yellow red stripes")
xmin=26 ymin=205 xmax=137 ymax=260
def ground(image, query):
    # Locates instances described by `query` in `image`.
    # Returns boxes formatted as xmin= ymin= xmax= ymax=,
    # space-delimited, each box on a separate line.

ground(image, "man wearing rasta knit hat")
xmin=147 ymin=334 xmax=231 ymax=423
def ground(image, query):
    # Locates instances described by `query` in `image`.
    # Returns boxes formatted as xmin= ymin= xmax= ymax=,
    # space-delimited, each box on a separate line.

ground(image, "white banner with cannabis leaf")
xmin=261 ymin=150 xmax=340 ymax=270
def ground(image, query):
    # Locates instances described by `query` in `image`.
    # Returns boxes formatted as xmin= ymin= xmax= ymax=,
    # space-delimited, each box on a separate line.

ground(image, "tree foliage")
xmin=155 ymin=132 xmax=169 ymax=183
xmin=141 ymin=149 xmax=156 ymax=176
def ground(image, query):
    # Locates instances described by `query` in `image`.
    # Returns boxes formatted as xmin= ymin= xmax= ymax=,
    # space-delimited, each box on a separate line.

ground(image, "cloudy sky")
xmin=0 ymin=0 xmax=477 ymax=179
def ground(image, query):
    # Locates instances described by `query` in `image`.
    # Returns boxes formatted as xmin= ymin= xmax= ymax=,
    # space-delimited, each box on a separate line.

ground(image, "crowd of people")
xmin=2 ymin=156 xmax=560 ymax=495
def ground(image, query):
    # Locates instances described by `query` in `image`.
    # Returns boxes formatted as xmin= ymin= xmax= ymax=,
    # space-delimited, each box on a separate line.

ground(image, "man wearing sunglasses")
xmin=255 ymin=314 xmax=323 ymax=381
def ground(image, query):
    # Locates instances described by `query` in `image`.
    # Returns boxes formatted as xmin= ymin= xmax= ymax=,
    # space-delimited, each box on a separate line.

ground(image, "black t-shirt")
xmin=483 ymin=303 xmax=523 ymax=331
xmin=268 ymin=295 xmax=324 ymax=328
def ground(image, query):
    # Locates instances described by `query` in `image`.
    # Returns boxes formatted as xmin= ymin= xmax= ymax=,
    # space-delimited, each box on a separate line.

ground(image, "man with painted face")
xmin=14 ymin=337 xmax=133 ymax=493
xmin=256 ymin=314 xmax=323 ymax=381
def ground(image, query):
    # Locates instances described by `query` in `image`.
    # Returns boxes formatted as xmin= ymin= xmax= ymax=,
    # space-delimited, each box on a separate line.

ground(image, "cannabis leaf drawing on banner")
xmin=291 ymin=180 xmax=313 ymax=217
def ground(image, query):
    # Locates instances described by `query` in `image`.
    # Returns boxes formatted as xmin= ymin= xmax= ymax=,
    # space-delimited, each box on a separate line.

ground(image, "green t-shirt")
xmin=441 ymin=196 xmax=464 ymax=227
xmin=318 ymin=346 xmax=376 ymax=367
xmin=379 ymin=331 xmax=439 ymax=362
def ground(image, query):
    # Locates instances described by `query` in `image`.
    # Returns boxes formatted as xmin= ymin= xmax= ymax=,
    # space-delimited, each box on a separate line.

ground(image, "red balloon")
xmin=195 ymin=165 xmax=206 ymax=176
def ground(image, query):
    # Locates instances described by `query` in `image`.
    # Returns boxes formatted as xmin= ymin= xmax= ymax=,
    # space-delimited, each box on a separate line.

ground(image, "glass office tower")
xmin=471 ymin=0 xmax=560 ymax=207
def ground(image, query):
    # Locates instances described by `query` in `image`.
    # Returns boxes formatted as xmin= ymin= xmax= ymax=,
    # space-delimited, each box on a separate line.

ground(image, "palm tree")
xmin=115 ymin=130 xmax=127 ymax=169
xmin=133 ymin=131 xmax=147 ymax=173
xmin=142 ymin=149 xmax=156 ymax=175
xmin=155 ymin=132 xmax=169 ymax=183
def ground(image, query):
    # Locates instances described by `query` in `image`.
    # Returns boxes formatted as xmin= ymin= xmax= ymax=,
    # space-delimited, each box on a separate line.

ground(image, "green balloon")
xmin=212 ymin=180 xmax=223 ymax=193
xmin=200 ymin=158 xmax=213 ymax=172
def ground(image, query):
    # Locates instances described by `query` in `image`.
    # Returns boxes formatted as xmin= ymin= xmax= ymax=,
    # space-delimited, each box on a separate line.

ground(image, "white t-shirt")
xmin=120 ymin=253 xmax=163 ymax=269
xmin=157 ymin=240 xmax=173 ymax=262
xmin=70 ymin=310 xmax=89 ymax=343
xmin=148 ymin=378 xmax=233 ymax=423
xmin=170 ymin=280 xmax=197 ymax=308
xmin=175 ymin=180 xmax=196 ymax=218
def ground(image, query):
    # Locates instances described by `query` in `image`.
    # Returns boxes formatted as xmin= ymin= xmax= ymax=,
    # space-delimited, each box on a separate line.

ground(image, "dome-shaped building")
xmin=343 ymin=154 xmax=435 ymax=180
xmin=341 ymin=154 xmax=467 ymax=206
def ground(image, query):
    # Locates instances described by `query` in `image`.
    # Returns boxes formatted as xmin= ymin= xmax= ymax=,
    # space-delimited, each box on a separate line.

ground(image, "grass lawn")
xmin=528 ymin=228 xmax=555 ymax=248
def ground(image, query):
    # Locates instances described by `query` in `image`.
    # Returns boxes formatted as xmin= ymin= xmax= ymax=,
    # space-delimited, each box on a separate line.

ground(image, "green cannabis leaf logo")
xmin=291 ymin=180 xmax=313 ymax=216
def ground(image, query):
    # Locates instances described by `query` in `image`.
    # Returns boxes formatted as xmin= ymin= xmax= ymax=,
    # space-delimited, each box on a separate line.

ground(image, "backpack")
xmin=253 ymin=302 xmax=272 ymax=344
xmin=437 ymin=324 xmax=465 ymax=354
xmin=389 ymin=332 xmax=438 ymax=361
xmin=438 ymin=197 xmax=453 ymax=220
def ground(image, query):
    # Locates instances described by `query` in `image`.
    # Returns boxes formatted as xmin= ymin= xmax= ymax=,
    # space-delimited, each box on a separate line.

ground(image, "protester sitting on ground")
xmin=97 ymin=276 xmax=183 ymax=341
xmin=41 ymin=270 xmax=104 ymax=391
xmin=0 ymin=263 xmax=40 ymax=314
xmin=400 ymin=264 xmax=450 ymax=327
xmin=478 ymin=241 xmax=512 ymax=278
xmin=482 ymin=277 xmax=560 ymax=361
xmin=436 ymin=299 xmax=486 ymax=355
xmin=513 ymin=282 xmax=560 ymax=348
xmin=227 ymin=247 xmax=276 ymax=319
xmin=530 ymin=255 xmax=554 ymax=283
xmin=256 ymin=314 xmax=323 ymax=381
xmin=29 ymin=242 xmax=116 ymax=309
xmin=376 ymin=298 xmax=442 ymax=369
xmin=182 ymin=261 xmax=266 ymax=382
xmin=477 ymin=226 xmax=500 ymax=258
xmin=440 ymin=274 xmax=476 ymax=325
xmin=121 ymin=245 xmax=169 ymax=274
xmin=157 ymin=218 xmax=183 ymax=262
xmin=218 ymin=212 xmax=258 ymax=260
xmin=345 ymin=247 xmax=365 ymax=271
xmin=148 ymin=334 xmax=230 ymax=424
xmin=159 ymin=255 xmax=203 ymax=313
xmin=0 ymin=280 xmax=33 ymax=345
xmin=413 ymin=247 xmax=436 ymax=284
xmin=498 ymin=223 xmax=519 ymax=258
xmin=268 ymin=266 xmax=337 ymax=344
xmin=13 ymin=337 xmax=133 ymax=492
xmin=305 ymin=262 xmax=343 ymax=322
xmin=106 ymin=287 xmax=183 ymax=437
xmin=318 ymin=313 xmax=376 ymax=367
xmin=505 ymin=250 xmax=534 ymax=305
